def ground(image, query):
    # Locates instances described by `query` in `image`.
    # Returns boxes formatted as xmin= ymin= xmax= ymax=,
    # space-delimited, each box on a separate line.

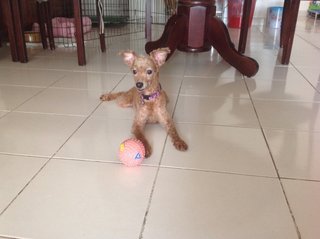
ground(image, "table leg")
xmin=145 ymin=14 xmax=185 ymax=59
xmin=208 ymin=16 xmax=259 ymax=77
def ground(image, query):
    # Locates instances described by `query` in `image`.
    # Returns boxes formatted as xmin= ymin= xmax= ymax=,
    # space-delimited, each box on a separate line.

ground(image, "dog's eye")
xmin=132 ymin=69 xmax=137 ymax=75
xmin=146 ymin=69 xmax=153 ymax=75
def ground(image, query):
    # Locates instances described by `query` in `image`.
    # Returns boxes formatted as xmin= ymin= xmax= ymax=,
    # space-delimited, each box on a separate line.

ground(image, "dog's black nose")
xmin=136 ymin=82 xmax=144 ymax=89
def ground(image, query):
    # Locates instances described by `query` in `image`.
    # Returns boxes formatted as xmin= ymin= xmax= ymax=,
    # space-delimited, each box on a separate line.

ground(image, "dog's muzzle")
xmin=136 ymin=82 xmax=144 ymax=90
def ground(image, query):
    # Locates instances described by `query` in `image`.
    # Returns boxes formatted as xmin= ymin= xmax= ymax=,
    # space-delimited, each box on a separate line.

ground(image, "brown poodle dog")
xmin=100 ymin=47 xmax=188 ymax=158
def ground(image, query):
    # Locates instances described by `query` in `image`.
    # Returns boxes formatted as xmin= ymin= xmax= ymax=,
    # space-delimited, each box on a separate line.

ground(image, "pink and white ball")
xmin=118 ymin=138 xmax=145 ymax=167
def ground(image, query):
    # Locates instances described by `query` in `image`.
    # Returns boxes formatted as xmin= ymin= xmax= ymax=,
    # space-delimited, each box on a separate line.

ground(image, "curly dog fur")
xmin=100 ymin=47 xmax=188 ymax=158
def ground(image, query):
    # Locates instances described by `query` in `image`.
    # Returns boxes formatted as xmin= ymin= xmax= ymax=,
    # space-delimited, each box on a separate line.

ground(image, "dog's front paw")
xmin=100 ymin=93 xmax=112 ymax=101
xmin=144 ymin=144 xmax=152 ymax=158
xmin=174 ymin=139 xmax=188 ymax=152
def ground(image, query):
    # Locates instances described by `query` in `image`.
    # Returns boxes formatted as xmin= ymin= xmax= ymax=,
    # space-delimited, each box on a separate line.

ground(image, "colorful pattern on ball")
xmin=118 ymin=138 xmax=145 ymax=167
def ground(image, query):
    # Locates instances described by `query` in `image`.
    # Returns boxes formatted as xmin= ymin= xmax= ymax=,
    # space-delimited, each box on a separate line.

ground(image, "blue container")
xmin=267 ymin=6 xmax=283 ymax=28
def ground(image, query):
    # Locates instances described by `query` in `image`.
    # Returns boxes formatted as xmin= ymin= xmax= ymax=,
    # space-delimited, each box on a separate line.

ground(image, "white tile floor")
xmin=0 ymin=15 xmax=319 ymax=239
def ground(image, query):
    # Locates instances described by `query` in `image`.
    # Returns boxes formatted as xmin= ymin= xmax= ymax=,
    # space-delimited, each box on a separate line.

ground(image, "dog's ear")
xmin=149 ymin=47 xmax=171 ymax=67
xmin=119 ymin=50 xmax=137 ymax=68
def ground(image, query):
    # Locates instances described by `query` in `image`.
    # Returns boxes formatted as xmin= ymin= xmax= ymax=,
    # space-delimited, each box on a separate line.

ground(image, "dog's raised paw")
xmin=100 ymin=94 xmax=112 ymax=101
xmin=174 ymin=140 xmax=188 ymax=151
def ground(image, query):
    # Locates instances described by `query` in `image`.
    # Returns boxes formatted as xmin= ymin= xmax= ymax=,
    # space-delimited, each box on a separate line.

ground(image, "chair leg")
xmin=73 ymin=0 xmax=86 ymax=65
xmin=96 ymin=0 xmax=106 ymax=52
xmin=44 ymin=2 xmax=55 ymax=50
xmin=238 ymin=0 xmax=253 ymax=54
xmin=37 ymin=2 xmax=48 ymax=49
xmin=11 ymin=0 xmax=28 ymax=63
xmin=2 ymin=0 xmax=19 ymax=61
xmin=281 ymin=0 xmax=300 ymax=65
xmin=280 ymin=0 xmax=291 ymax=48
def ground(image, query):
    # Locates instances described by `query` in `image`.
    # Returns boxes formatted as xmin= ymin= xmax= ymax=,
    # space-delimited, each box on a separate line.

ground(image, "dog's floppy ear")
xmin=149 ymin=47 xmax=171 ymax=67
xmin=119 ymin=50 xmax=137 ymax=68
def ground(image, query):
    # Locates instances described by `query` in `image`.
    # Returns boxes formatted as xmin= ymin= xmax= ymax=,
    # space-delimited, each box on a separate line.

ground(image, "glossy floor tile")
xmin=142 ymin=168 xmax=298 ymax=239
xmin=246 ymin=77 xmax=320 ymax=102
xmin=249 ymin=65 xmax=300 ymax=81
xmin=184 ymin=51 xmax=243 ymax=78
xmin=161 ymin=124 xmax=276 ymax=177
xmin=0 ymin=112 xmax=85 ymax=157
xmin=0 ymin=159 xmax=157 ymax=239
xmin=0 ymin=111 xmax=8 ymax=118
xmin=174 ymin=95 xmax=259 ymax=127
xmin=282 ymin=180 xmax=320 ymax=239
xmin=55 ymin=116 xmax=168 ymax=165
xmin=295 ymin=66 xmax=320 ymax=91
xmin=290 ymin=37 xmax=320 ymax=68
xmin=0 ymin=68 xmax=66 ymax=87
xmin=15 ymin=88 xmax=101 ymax=116
xmin=180 ymin=76 xmax=249 ymax=98
xmin=265 ymin=130 xmax=320 ymax=180
xmin=0 ymin=14 xmax=319 ymax=239
xmin=253 ymin=100 xmax=320 ymax=131
xmin=0 ymin=155 xmax=47 ymax=213
xmin=51 ymin=71 xmax=125 ymax=91
xmin=0 ymin=85 xmax=43 ymax=111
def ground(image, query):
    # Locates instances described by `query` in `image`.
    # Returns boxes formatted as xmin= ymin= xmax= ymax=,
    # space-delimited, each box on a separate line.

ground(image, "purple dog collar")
xmin=140 ymin=84 xmax=162 ymax=104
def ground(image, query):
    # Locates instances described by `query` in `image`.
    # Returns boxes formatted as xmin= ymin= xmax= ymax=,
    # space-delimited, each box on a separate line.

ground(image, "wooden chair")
xmin=0 ymin=0 xmax=90 ymax=65
xmin=1 ymin=0 xmax=56 ymax=62
xmin=279 ymin=0 xmax=301 ymax=64
xmin=37 ymin=0 xmax=55 ymax=50
xmin=1 ymin=0 xmax=28 ymax=62
xmin=239 ymin=0 xmax=302 ymax=65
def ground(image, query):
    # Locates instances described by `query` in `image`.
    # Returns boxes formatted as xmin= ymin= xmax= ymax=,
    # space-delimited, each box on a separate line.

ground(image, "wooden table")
xmin=146 ymin=0 xmax=303 ymax=77
xmin=145 ymin=0 xmax=259 ymax=77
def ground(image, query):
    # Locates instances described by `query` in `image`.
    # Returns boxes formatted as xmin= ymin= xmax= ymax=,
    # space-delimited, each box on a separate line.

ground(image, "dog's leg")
xmin=159 ymin=113 xmax=188 ymax=151
xmin=100 ymin=88 xmax=134 ymax=108
xmin=131 ymin=121 xmax=152 ymax=158
xmin=100 ymin=92 xmax=123 ymax=101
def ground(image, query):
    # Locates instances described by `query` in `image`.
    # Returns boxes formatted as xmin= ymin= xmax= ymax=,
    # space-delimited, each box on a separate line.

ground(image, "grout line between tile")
xmin=243 ymin=76 xmax=302 ymax=239
xmin=280 ymin=177 xmax=320 ymax=183
xmin=0 ymin=235 xmax=22 ymax=239
xmin=138 ymin=163 xmax=162 ymax=239
xmin=0 ymin=76 xmax=124 ymax=217
xmin=295 ymin=33 xmax=320 ymax=51
xmin=139 ymin=63 xmax=187 ymax=239
xmin=291 ymin=64 xmax=320 ymax=95
xmin=50 ymin=155 xmax=282 ymax=181
xmin=158 ymin=164 xmax=278 ymax=179
xmin=0 ymin=157 xmax=51 ymax=217
xmin=0 ymin=152 xmax=49 ymax=160
xmin=4 ymin=73 xmax=67 ymax=115
xmin=173 ymin=120 xmax=261 ymax=129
